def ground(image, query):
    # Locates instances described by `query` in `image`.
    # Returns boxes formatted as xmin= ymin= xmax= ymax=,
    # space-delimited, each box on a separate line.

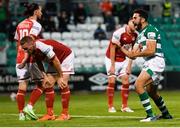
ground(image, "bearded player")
xmin=105 ymin=19 xmax=138 ymax=113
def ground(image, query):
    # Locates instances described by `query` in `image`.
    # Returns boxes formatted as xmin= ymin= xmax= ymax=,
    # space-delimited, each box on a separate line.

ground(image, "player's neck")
xmin=141 ymin=22 xmax=148 ymax=30
xmin=28 ymin=15 xmax=37 ymax=21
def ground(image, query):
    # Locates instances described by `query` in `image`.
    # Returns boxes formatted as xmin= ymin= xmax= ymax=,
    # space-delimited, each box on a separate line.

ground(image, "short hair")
xmin=20 ymin=36 xmax=33 ymax=45
xmin=133 ymin=9 xmax=148 ymax=21
xmin=23 ymin=2 xmax=40 ymax=17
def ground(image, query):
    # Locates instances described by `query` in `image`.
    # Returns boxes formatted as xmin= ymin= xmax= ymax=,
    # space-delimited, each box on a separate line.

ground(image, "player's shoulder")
xmin=30 ymin=19 xmax=42 ymax=28
xmin=113 ymin=26 xmax=126 ymax=34
xmin=17 ymin=19 xmax=28 ymax=27
xmin=146 ymin=24 xmax=158 ymax=33
xmin=112 ymin=26 xmax=126 ymax=40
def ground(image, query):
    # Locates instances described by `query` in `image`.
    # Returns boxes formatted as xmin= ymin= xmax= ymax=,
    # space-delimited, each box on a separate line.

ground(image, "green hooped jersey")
xmin=136 ymin=24 xmax=164 ymax=60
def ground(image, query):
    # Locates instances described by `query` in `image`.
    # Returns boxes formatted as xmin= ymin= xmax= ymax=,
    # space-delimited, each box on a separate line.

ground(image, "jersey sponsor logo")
xmin=147 ymin=32 xmax=156 ymax=39
xmin=123 ymin=37 xmax=127 ymax=41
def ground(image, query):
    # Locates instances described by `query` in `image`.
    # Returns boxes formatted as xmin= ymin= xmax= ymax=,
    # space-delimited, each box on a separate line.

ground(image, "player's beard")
xmin=135 ymin=23 xmax=142 ymax=31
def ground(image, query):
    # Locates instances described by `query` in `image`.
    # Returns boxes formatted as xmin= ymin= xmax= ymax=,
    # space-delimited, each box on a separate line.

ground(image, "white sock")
xmin=19 ymin=112 xmax=24 ymax=116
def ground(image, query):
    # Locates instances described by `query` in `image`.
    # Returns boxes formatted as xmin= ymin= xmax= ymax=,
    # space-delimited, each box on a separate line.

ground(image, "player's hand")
xmin=58 ymin=77 xmax=67 ymax=89
xmin=116 ymin=42 xmax=122 ymax=48
xmin=108 ymin=65 xmax=115 ymax=75
xmin=43 ymin=75 xmax=53 ymax=88
xmin=17 ymin=63 xmax=26 ymax=69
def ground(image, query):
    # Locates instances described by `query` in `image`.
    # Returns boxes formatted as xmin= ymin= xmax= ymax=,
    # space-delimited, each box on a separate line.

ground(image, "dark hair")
xmin=20 ymin=36 xmax=33 ymax=45
xmin=133 ymin=9 xmax=148 ymax=21
xmin=23 ymin=2 xmax=40 ymax=17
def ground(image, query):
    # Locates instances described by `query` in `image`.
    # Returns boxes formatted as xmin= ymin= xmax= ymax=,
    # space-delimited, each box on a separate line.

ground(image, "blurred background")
xmin=0 ymin=0 xmax=180 ymax=93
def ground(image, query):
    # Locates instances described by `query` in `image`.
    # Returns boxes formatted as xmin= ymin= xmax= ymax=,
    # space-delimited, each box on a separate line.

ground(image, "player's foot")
xmin=108 ymin=107 xmax=116 ymax=113
xmin=23 ymin=105 xmax=38 ymax=120
xmin=157 ymin=114 xmax=173 ymax=119
xmin=121 ymin=107 xmax=134 ymax=113
xmin=140 ymin=115 xmax=157 ymax=122
xmin=19 ymin=113 xmax=25 ymax=121
xmin=38 ymin=114 xmax=55 ymax=121
xmin=55 ymin=113 xmax=71 ymax=121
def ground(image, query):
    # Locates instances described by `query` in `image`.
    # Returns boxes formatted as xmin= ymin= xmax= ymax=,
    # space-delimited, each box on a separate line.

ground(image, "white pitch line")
xmin=0 ymin=113 xmax=142 ymax=119
xmin=1 ymin=113 xmax=180 ymax=120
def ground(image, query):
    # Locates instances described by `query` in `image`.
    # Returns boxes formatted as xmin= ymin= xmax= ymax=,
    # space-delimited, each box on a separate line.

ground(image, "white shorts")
xmin=16 ymin=63 xmax=43 ymax=82
xmin=47 ymin=52 xmax=75 ymax=75
xmin=142 ymin=56 xmax=165 ymax=84
xmin=105 ymin=56 xmax=128 ymax=77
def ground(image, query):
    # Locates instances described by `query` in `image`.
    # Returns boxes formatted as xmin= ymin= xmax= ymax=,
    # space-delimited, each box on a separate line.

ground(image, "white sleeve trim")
xmin=111 ymin=27 xmax=125 ymax=45
xmin=29 ymin=21 xmax=42 ymax=36
xmin=35 ymin=41 xmax=55 ymax=59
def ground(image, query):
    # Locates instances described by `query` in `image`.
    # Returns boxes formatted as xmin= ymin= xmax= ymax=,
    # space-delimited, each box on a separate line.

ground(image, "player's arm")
xmin=50 ymin=55 xmax=67 ymax=89
xmin=50 ymin=56 xmax=63 ymax=78
xmin=126 ymin=58 xmax=133 ymax=75
xmin=109 ymin=43 xmax=116 ymax=75
xmin=36 ymin=60 xmax=53 ymax=88
xmin=36 ymin=41 xmax=67 ymax=89
xmin=125 ymin=44 xmax=134 ymax=74
xmin=108 ymin=30 xmax=121 ymax=75
xmin=120 ymin=40 xmax=156 ymax=59
xmin=17 ymin=35 xmax=37 ymax=69
xmin=135 ymin=40 xmax=156 ymax=57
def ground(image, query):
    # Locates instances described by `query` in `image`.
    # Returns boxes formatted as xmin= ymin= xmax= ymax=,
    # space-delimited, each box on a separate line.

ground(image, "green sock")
xmin=139 ymin=92 xmax=154 ymax=117
xmin=154 ymin=96 xmax=170 ymax=116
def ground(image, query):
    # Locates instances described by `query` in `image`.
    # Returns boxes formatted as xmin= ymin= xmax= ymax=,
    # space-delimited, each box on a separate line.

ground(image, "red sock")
xmin=16 ymin=89 xmax=26 ymax=113
xmin=28 ymin=86 xmax=43 ymax=106
xmin=107 ymin=83 xmax=115 ymax=108
xmin=45 ymin=87 xmax=55 ymax=115
xmin=121 ymin=84 xmax=130 ymax=108
xmin=61 ymin=86 xmax=70 ymax=115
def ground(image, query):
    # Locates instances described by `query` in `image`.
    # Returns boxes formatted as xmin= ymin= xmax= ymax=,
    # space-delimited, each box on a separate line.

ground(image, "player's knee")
xmin=108 ymin=77 xmax=116 ymax=84
xmin=18 ymin=81 xmax=28 ymax=91
xmin=121 ymin=74 xmax=129 ymax=81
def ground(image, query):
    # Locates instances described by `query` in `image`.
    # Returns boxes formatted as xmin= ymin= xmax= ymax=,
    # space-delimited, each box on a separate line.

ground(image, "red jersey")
xmin=106 ymin=26 xmax=138 ymax=62
xmin=33 ymin=39 xmax=72 ymax=63
xmin=14 ymin=18 xmax=42 ymax=63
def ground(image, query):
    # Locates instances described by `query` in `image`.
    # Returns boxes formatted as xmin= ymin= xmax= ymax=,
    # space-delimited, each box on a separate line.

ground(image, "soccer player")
xmin=20 ymin=36 xmax=74 ymax=121
xmin=105 ymin=19 xmax=138 ymax=113
xmin=119 ymin=9 xmax=173 ymax=122
xmin=14 ymin=3 xmax=46 ymax=120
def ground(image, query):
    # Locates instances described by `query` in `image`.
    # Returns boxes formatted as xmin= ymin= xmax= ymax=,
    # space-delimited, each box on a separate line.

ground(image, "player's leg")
xmin=55 ymin=74 xmax=71 ymax=121
xmin=23 ymin=63 xmax=44 ymax=120
xmin=16 ymin=64 xmax=29 ymax=120
xmin=105 ymin=57 xmax=116 ymax=112
xmin=146 ymin=80 xmax=173 ymax=119
xmin=135 ymin=70 xmax=156 ymax=122
xmin=55 ymin=52 xmax=74 ymax=121
xmin=120 ymin=74 xmax=134 ymax=112
xmin=118 ymin=59 xmax=133 ymax=112
xmin=38 ymin=73 xmax=56 ymax=121
xmin=107 ymin=76 xmax=116 ymax=112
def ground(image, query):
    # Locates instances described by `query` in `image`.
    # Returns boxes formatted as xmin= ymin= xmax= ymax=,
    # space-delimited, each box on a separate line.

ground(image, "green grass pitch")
xmin=0 ymin=90 xmax=180 ymax=127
